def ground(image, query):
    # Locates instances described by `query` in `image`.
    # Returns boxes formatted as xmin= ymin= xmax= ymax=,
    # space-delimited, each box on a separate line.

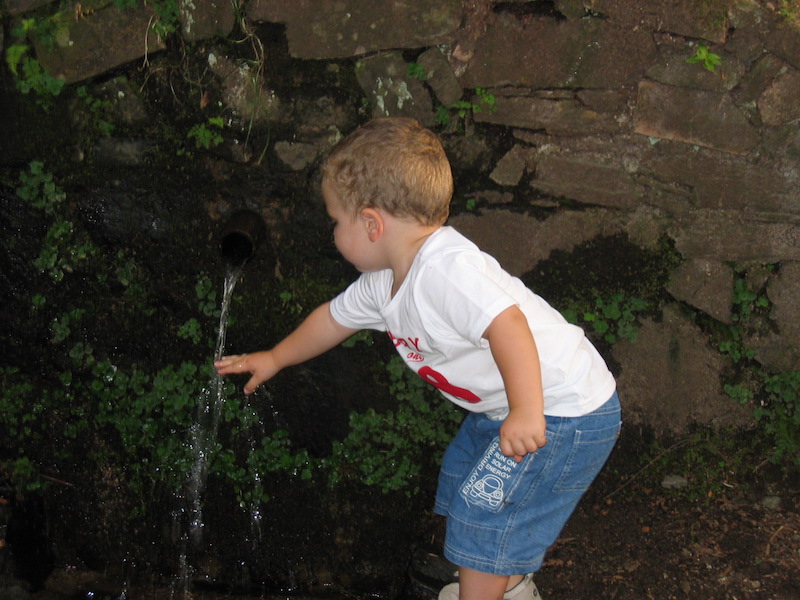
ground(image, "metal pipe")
xmin=220 ymin=209 xmax=266 ymax=265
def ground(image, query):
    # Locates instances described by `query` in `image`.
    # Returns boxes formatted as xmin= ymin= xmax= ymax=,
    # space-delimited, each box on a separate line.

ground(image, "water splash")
xmin=176 ymin=263 xmax=244 ymax=596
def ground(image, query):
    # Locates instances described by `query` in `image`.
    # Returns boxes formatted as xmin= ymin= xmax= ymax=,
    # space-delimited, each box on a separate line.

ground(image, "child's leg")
xmin=457 ymin=568 xmax=526 ymax=600
xmin=456 ymin=567 xmax=509 ymax=600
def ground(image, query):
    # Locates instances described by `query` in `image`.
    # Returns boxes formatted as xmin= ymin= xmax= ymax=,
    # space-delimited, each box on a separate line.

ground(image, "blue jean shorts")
xmin=434 ymin=391 xmax=621 ymax=575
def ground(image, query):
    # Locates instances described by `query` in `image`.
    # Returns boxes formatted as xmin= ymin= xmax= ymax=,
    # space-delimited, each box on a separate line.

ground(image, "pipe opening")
xmin=220 ymin=209 xmax=266 ymax=265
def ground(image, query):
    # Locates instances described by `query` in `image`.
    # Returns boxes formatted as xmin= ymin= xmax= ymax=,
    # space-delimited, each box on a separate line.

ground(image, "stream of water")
xmin=176 ymin=263 xmax=246 ymax=597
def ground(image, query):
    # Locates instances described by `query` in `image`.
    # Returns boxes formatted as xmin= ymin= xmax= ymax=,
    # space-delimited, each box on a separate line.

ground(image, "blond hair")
xmin=322 ymin=118 xmax=453 ymax=226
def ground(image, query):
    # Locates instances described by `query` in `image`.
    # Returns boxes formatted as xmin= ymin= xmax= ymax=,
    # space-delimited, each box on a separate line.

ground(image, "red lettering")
xmin=418 ymin=366 xmax=481 ymax=404
xmin=387 ymin=331 xmax=422 ymax=352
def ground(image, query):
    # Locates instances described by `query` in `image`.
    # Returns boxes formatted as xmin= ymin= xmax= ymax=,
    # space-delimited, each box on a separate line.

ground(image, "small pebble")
xmin=760 ymin=496 xmax=781 ymax=510
xmin=661 ymin=474 xmax=689 ymax=489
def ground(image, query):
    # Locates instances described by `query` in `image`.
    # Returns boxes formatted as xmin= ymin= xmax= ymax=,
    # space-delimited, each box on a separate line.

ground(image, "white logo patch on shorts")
xmin=460 ymin=438 xmax=519 ymax=511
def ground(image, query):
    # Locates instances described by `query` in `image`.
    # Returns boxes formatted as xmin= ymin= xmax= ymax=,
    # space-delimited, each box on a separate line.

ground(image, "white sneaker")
xmin=438 ymin=573 xmax=542 ymax=600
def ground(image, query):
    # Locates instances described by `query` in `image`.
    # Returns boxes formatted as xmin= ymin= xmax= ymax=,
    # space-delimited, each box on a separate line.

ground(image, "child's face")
xmin=322 ymin=179 xmax=379 ymax=272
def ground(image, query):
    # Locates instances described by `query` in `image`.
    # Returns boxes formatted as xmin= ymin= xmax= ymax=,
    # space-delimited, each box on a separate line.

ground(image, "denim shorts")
xmin=434 ymin=391 xmax=621 ymax=575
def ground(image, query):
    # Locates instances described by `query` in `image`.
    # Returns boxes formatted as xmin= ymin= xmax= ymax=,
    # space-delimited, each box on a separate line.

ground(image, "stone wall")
xmin=3 ymin=0 xmax=800 ymax=432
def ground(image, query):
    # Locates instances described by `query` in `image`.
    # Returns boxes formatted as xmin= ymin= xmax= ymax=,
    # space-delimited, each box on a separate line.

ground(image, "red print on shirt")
xmin=387 ymin=332 xmax=481 ymax=403
xmin=388 ymin=331 xmax=422 ymax=352
xmin=418 ymin=366 xmax=482 ymax=404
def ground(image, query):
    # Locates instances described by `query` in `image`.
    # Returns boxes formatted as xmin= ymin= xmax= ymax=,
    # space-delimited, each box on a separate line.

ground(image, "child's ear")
xmin=360 ymin=208 xmax=384 ymax=242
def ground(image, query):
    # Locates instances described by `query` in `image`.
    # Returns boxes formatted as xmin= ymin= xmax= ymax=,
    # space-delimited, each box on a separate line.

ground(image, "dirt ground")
xmin=533 ymin=483 xmax=799 ymax=599
xmin=504 ymin=444 xmax=799 ymax=600
xmin=405 ymin=431 xmax=800 ymax=600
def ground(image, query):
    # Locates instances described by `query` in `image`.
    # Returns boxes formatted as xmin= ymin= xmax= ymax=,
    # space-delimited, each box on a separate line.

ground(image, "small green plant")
xmin=76 ymin=85 xmax=115 ymax=137
xmin=31 ymin=293 xmax=47 ymax=311
xmin=730 ymin=276 xmax=770 ymax=323
xmin=5 ymin=457 xmax=44 ymax=494
xmin=686 ymin=43 xmax=722 ymax=72
xmin=195 ymin=273 xmax=220 ymax=317
xmin=278 ymin=289 xmax=306 ymax=317
xmin=179 ymin=272 xmax=231 ymax=345
xmin=10 ymin=55 xmax=54 ymax=93
xmin=324 ymin=355 xmax=462 ymax=494
xmin=436 ymin=87 xmax=496 ymax=128
xmin=235 ymin=431 xmax=313 ymax=506
xmin=115 ymin=251 xmax=144 ymax=298
xmin=757 ymin=370 xmax=800 ymax=466
xmin=187 ymin=117 xmax=225 ymax=150
xmin=564 ymin=292 xmax=649 ymax=344
xmin=717 ymin=274 xmax=769 ymax=363
xmin=723 ymin=382 xmax=752 ymax=405
xmin=17 ymin=160 xmax=66 ymax=214
xmin=5 ymin=42 xmax=30 ymax=76
xmin=455 ymin=87 xmax=496 ymax=117
xmin=6 ymin=19 xmax=65 ymax=107
xmin=34 ymin=218 xmax=97 ymax=281
xmin=778 ymin=0 xmax=799 ymax=23
xmin=50 ymin=308 xmax=86 ymax=344
xmin=341 ymin=330 xmax=374 ymax=348
xmin=406 ymin=62 xmax=427 ymax=80
xmin=178 ymin=318 xmax=203 ymax=344
xmin=18 ymin=162 xmax=98 ymax=281
xmin=150 ymin=0 xmax=182 ymax=40
xmin=711 ymin=267 xmax=798 ymax=468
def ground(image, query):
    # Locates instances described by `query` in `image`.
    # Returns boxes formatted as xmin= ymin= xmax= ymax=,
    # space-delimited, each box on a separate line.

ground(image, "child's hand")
xmin=214 ymin=351 xmax=279 ymax=395
xmin=499 ymin=407 xmax=547 ymax=463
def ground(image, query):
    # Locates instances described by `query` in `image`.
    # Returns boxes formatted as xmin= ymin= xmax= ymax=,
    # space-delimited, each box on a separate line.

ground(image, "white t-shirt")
xmin=330 ymin=227 xmax=616 ymax=419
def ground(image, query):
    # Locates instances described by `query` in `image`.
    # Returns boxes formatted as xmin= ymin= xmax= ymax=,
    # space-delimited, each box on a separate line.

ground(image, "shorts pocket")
xmin=458 ymin=437 xmax=533 ymax=514
xmin=552 ymin=423 xmax=620 ymax=493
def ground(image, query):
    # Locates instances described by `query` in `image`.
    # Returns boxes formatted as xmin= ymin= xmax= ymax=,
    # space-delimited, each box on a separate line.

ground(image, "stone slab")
xmin=461 ymin=14 xmax=656 ymax=89
xmin=634 ymin=81 xmax=760 ymax=155
xmin=2 ymin=0 xmax=57 ymax=16
xmin=766 ymin=261 xmax=800 ymax=364
xmin=670 ymin=210 xmax=800 ymax=262
xmin=666 ymin=258 xmax=734 ymax=324
xmin=765 ymin=18 xmax=800 ymax=70
xmin=642 ymin=151 xmax=796 ymax=214
xmin=490 ymin=145 xmax=536 ymax=187
xmin=586 ymin=0 xmax=732 ymax=43
xmin=417 ymin=47 xmax=463 ymax=108
xmin=732 ymin=54 xmax=786 ymax=106
xmin=247 ymin=0 xmax=461 ymax=59
xmin=530 ymin=154 xmax=647 ymax=209
xmin=758 ymin=66 xmax=800 ymax=126
xmin=474 ymin=94 xmax=626 ymax=136
xmin=449 ymin=208 xmax=622 ymax=277
xmin=613 ymin=304 xmax=753 ymax=433
xmin=34 ymin=4 xmax=165 ymax=84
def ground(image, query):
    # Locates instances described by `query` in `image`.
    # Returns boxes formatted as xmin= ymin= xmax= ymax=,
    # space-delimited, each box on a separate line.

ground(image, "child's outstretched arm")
xmin=215 ymin=301 xmax=359 ymax=394
xmin=484 ymin=305 xmax=548 ymax=462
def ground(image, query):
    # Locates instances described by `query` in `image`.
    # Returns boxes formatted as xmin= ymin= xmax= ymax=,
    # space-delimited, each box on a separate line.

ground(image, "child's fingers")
xmin=243 ymin=374 xmax=262 ymax=395
xmin=500 ymin=434 xmax=544 ymax=461
xmin=500 ymin=435 xmax=525 ymax=459
xmin=214 ymin=354 xmax=249 ymax=374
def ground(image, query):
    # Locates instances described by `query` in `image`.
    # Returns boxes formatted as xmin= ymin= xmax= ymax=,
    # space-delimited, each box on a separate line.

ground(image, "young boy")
xmin=215 ymin=117 xmax=621 ymax=600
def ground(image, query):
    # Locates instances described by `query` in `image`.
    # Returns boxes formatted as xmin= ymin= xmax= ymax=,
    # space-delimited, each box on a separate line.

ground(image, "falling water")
xmin=175 ymin=262 xmax=245 ymax=596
